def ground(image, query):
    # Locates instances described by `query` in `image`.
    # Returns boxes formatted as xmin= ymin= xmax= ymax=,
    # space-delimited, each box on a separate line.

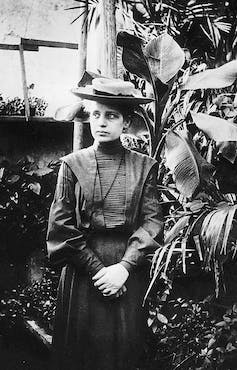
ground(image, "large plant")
xmin=116 ymin=28 xmax=237 ymax=369
xmin=116 ymin=30 xmax=237 ymax=298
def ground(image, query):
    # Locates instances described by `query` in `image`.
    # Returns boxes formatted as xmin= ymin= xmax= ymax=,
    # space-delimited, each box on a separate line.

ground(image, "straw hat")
xmin=71 ymin=77 xmax=154 ymax=106
xmin=54 ymin=77 xmax=153 ymax=124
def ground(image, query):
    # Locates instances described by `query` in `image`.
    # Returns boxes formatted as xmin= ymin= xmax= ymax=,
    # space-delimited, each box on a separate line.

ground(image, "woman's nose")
xmin=98 ymin=115 xmax=106 ymax=126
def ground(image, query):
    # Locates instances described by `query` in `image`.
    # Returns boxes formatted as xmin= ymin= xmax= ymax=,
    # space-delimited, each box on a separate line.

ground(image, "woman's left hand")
xmin=92 ymin=263 xmax=129 ymax=296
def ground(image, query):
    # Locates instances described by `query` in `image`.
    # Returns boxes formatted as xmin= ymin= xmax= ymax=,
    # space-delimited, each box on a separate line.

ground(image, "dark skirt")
xmin=51 ymin=231 xmax=149 ymax=370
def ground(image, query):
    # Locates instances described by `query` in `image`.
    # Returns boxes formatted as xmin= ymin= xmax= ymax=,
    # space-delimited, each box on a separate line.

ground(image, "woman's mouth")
xmin=97 ymin=131 xmax=109 ymax=135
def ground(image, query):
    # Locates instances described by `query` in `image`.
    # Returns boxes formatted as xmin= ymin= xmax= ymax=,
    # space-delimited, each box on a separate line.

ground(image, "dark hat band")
xmin=93 ymin=89 xmax=133 ymax=98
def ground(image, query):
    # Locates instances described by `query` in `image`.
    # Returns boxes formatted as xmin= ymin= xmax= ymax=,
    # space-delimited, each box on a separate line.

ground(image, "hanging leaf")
xmin=117 ymin=31 xmax=153 ymax=83
xmin=201 ymin=208 xmax=228 ymax=269
xmin=165 ymin=130 xmax=215 ymax=198
xmin=144 ymin=33 xmax=185 ymax=83
xmin=117 ymin=31 xmax=168 ymax=98
xmin=54 ymin=102 xmax=85 ymax=122
xmin=143 ymin=245 xmax=168 ymax=304
xmin=198 ymin=205 xmax=237 ymax=269
xmin=164 ymin=240 xmax=179 ymax=275
xmin=191 ymin=112 xmax=237 ymax=142
xmin=77 ymin=70 xmax=105 ymax=87
xmin=181 ymin=60 xmax=237 ymax=90
xmin=220 ymin=205 xmax=237 ymax=255
xmin=181 ymin=236 xmax=188 ymax=274
xmin=193 ymin=235 xmax=203 ymax=261
xmin=165 ymin=215 xmax=191 ymax=244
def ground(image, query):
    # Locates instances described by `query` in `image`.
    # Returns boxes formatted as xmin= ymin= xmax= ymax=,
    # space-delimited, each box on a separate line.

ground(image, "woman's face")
xmin=89 ymin=101 xmax=129 ymax=143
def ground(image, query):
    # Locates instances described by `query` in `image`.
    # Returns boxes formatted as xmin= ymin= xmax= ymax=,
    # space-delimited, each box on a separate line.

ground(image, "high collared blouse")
xmin=46 ymin=140 xmax=163 ymax=275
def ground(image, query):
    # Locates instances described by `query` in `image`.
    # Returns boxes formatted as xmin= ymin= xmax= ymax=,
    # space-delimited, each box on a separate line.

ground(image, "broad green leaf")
xmin=144 ymin=33 xmax=185 ymax=83
xmin=117 ymin=31 xmax=168 ymax=99
xmin=117 ymin=31 xmax=153 ymax=83
xmin=191 ymin=112 xmax=237 ymax=141
xmin=182 ymin=60 xmax=237 ymax=90
xmin=165 ymin=130 xmax=215 ymax=198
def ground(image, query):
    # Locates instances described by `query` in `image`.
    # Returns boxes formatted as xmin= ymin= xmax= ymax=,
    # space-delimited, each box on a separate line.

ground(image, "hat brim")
xmin=71 ymin=88 xmax=154 ymax=106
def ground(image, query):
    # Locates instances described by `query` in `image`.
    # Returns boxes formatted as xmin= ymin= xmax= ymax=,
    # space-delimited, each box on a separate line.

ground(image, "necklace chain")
xmin=94 ymin=149 xmax=125 ymax=228
xmin=95 ymin=151 xmax=124 ymax=204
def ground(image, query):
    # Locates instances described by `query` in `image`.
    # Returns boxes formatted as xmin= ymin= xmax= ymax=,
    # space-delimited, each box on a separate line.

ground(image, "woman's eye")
xmin=92 ymin=112 xmax=100 ymax=118
xmin=107 ymin=113 xmax=118 ymax=119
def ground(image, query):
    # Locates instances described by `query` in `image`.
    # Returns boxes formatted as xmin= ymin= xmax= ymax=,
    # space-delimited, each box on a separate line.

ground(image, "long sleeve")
xmin=121 ymin=165 xmax=163 ymax=271
xmin=46 ymin=161 xmax=104 ymax=275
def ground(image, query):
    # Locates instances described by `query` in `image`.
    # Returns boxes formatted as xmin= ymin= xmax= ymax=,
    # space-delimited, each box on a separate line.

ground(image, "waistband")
xmin=83 ymin=226 xmax=131 ymax=238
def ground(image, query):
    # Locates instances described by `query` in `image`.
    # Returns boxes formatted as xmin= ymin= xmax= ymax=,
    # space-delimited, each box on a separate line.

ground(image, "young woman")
xmin=47 ymin=77 xmax=163 ymax=370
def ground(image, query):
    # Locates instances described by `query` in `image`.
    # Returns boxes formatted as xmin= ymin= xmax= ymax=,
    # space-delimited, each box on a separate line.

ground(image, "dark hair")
xmin=106 ymin=103 xmax=135 ymax=119
xmin=84 ymin=100 xmax=136 ymax=120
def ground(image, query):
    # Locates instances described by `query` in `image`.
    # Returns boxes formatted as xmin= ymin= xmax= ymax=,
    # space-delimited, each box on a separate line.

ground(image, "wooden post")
xmin=101 ymin=0 xmax=117 ymax=77
xmin=19 ymin=43 xmax=30 ymax=122
xmin=73 ymin=1 xmax=88 ymax=152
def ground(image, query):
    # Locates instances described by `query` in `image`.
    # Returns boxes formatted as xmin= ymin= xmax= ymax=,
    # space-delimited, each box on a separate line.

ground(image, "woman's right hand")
xmin=92 ymin=264 xmax=129 ymax=297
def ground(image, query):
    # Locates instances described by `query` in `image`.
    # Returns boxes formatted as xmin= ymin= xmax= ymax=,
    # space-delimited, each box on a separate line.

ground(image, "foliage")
xmin=114 ymin=35 xmax=237 ymax=348
xmin=130 ymin=0 xmax=236 ymax=66
xmin=145 ymin=297 xmax=237 ymax=370
xmin=0 ymin=95 xmax=48 ymax=116
xmin=0 ymin=157 xmax=60 ymax=259
xmin=69 ymin=0 xmax=237 ymax=66
xmin=121 ymin=133 xmax=149 ymax=154
xmin=0 ymin=267 xmax=58 ymax=333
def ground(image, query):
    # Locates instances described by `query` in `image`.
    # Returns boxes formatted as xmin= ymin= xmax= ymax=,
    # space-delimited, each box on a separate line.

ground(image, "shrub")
xmin=0 ymin=94 xmax=48 ymax=116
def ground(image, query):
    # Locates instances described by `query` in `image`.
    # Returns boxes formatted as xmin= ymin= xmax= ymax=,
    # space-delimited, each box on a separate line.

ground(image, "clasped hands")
xmin=92 ymin=263 xmax=129 ymax=299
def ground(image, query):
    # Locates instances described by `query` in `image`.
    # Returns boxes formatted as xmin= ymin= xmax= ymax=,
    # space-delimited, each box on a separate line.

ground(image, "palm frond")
xmin=71 ymin=9 xmax=87 ymax=25
xmin=220 ymin=205 xmax=237 ymax=255
xmin=193 ymin=234 xmax=203 ymax=261
xmin=164 ymin=239 xmax=180 ymax=275
xmin=199 ymin=204 xmax=237 ymax=270
xmin=165 ymin=215 xmax=191 ymax=244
